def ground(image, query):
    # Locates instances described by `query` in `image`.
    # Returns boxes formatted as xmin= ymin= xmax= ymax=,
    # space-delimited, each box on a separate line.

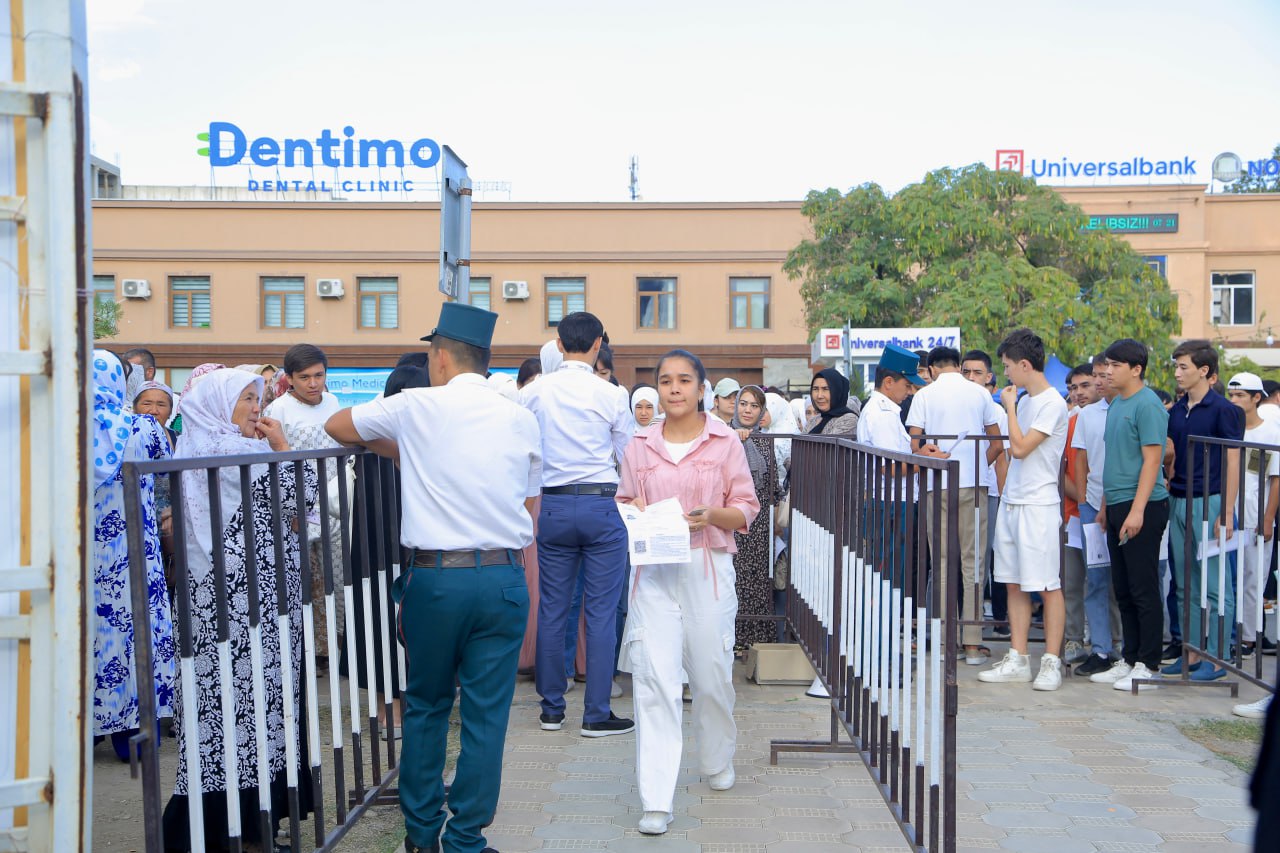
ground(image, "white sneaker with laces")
xmin=1113 ymin=662 xmax=1156 ymax=691
xmin=977 ymin=650 xmax=1031 ymax=683
xmin=1233 ymin=695 xmax=1272 ymax=719
xmin=1032 ymin=654 xmax=1063 ymax=691
xmin=708 ymin=765 xmax=735 ymax=791
xmin=1089 ymin=660 xmax=1132 ymax=684
xmin=1063 ymin=640 xmax=1087 ymax=665
xmin=638 ymin=811 xmax=673 ymax=835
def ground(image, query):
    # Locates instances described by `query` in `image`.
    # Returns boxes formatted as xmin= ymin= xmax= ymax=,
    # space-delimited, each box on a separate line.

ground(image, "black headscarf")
xmin=384 ymin=352 xmax=430 ymax=397
xmin=808 ymin=367 xmax=853 ymax=435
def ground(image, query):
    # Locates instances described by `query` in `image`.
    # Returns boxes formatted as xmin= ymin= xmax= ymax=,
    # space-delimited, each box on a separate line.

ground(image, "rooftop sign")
xmin=996 ymin=149 xmax=1197 ymax=181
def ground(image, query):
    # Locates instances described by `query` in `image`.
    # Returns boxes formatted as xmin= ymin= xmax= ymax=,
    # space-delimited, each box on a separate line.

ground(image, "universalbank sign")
xmin=995 ymin=149 xmax=1197 ymax=180
xmin=197 ymin=121 xmax=440 ymax=193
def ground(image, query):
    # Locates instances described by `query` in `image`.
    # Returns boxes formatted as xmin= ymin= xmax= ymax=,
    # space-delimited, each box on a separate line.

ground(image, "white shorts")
xmin=993 ymin=502 xmax=1062 ymax=592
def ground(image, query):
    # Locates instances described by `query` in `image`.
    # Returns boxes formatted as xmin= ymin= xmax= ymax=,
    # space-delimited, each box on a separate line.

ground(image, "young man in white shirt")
xmin=979 ymin=329 xmax=1069 ymax=690
xmin=906 ymin=346 xmax=1006 ymax=664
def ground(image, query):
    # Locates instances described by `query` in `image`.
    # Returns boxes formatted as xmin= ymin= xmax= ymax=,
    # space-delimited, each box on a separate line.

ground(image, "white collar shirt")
xmin=522 ymin=360 xmax=633 ymax=487
xmin=904 ymin=371 xmax=1002 ymax=490
xmin=349 ymin=373 xmax=542 ymax=551
xmin=1068 ymin=396 xmax=1109 ymax=509
xmin=858 ymin=390 xmax=916 ymax=500
xmin=263 ymin=390 xmax=342 ymax=451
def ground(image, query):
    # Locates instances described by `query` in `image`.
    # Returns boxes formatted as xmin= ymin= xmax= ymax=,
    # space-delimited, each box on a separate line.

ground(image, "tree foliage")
xmin=1225 ymin=143 xmax=1280 ymax=194
xmin=94 ymin=298 xmax=121 ymax=340
xmin=785 ymin=164 xmax=1182 ymax=388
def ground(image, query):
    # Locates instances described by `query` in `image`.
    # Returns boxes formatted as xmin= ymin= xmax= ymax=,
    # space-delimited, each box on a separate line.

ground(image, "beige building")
xmin=91 ymin=184 xmax=1280 ymax=392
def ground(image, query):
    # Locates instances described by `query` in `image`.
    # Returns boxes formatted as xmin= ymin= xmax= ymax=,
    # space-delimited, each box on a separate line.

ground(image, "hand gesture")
xmin=255 ymin=416 xmax=289 ymax=451
xmin=999 ymin=385 xmax=1018 ymax=409
xmin=735 ymin=428 xmax=751 ymax=441
xmin=918 ymin=444 xmax=949 ymax=459
xmin=685 ymin=506 xmax=711 ymax=533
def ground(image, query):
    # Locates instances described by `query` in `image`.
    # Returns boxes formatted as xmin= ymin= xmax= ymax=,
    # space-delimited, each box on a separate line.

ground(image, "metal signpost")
xmin=438 ymin=145 xmax=471 ymax=303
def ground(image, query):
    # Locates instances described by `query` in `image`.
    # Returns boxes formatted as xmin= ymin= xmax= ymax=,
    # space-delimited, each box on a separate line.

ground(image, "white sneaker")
xmin=1063 ymin=640 xmax=1087 ymax=665
xmin=1113 ymin=662 xmax=1156 ymax=692
xmin=610 ymin=679 xmax=623 ymax=699
xmin=1032 ymin=654 xmax=1063 ymax=691
xmin=564 ymin=679 xmax=576 ymax=694
xmin=977 ymin=651 xmax=1032 ymax=683
xmin=805 ymin=676 xmax=829 ymax=698
xmin=1233 ymin=695 xmax=1272 ymax=719
xmin=1089 ymin=660 xmax=1132 ymax=684
xmin=638 ymin=811 xmax=673 ymax=835
xmin=708 ymin=765 xmax=735 ymax=791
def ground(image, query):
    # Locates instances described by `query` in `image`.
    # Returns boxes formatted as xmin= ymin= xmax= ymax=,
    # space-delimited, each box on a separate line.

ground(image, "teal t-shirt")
xmin=1102 ymin=386 xmax=1170 ymax=505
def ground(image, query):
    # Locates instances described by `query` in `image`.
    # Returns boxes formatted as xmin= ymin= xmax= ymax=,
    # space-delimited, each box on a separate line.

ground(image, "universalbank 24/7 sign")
xmin=197 ymin=121 xmax=440 ymax=194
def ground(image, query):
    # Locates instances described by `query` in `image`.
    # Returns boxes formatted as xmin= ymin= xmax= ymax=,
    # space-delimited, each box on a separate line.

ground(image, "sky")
xmin=85 ymin=0 xmax=1280 ymax=202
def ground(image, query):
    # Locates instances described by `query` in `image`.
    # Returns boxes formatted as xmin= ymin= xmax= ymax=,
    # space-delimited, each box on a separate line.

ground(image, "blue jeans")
xmin=535 ymin=492 xmax=628 ymax=723
xmin=1081 ymin=503 xmax=1115 ymax=656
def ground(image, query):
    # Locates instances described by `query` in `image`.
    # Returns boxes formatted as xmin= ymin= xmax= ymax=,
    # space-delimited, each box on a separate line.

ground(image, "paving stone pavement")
xmin=472 ymin=655 xmax=1266 ymax=853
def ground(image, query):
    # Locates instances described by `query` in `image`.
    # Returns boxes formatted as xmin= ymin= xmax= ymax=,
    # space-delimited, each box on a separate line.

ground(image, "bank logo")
xmin=196 ymin=131 xmax=210 ymax=157
xmin=995 ymin=149 xmax=1025 ymax=174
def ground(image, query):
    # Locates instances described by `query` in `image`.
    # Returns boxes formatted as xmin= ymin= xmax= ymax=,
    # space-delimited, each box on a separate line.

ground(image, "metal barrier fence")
xmin=1149 ymin=434 xmax=1280 ymax=695
xmin=771 ymin=435 xmax=959 ymax=853
xmin=121 ymin=447 xmax=404 ymax=853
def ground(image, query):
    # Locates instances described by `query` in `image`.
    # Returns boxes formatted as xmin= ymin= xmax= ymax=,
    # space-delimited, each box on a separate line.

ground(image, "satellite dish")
xmin=1212 ymin=152 xmax=1243 ymax=183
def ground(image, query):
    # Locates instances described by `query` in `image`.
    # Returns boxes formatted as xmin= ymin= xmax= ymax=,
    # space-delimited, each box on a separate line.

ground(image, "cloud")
xmin=92 ymin=58 xmax=141 ymax=81
xmin=87 ymin=0 xmax=153 ymax=32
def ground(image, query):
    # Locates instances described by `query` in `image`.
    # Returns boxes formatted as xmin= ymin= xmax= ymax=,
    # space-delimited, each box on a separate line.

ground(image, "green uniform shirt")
xmin=1102 ymin=385 xmax=1170 ymax=505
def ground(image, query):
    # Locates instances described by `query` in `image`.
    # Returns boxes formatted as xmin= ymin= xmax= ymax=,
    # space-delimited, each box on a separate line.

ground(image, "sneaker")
xmin=1074 ymin=653 xmax=1113 ymax=677
xmin=539 ymin=712 xmax=564 ymax=731
xmin=1032 ymin=654 xmax=1063 ymax=691
xmin=1189 ymin=663 xmax=1226 ymax=682
xmin=1262 ymin=637 xmax=1278 ymax=656
xmin=581 ymin=712 xmax=635 ymax=738
xmin=610 ymin=679 xmax=623 ymax=699
xmin=1242 ymin=643 xmax=1257 ymax=659
xmin=1233 ymin=695 xmax=1272 ymax=719
xmin=1089 ymin=660 xmax=1132 ymax=684
xmin=400 ymin=838 xmax=439 ymax=853
xmin=992 ymin=625 xmax=1011 ymax=639
xmin=1113 ymin=662 xmax=1157 ymax=692
xmin=977 ymin=651 xmax=1031 ymax=683
xmin=1161 ymin=641 xmax=1183 ymax=663
xmin=964 ymin=646 xmax=988 ymax=666
xmin=638 ymin=811 xmax=673 ymax=835
xmin=563 ymin=679 xmax=575 ymax=694
xmin=708 ymin=765 xmax=735 ymax=791
xmin=1063 ymin=641 xmax=1087 ymax=665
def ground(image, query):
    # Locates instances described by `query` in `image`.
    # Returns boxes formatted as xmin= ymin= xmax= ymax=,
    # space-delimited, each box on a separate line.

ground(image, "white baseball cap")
xmin=1228 ymin=372 xmax=1265 ymax=393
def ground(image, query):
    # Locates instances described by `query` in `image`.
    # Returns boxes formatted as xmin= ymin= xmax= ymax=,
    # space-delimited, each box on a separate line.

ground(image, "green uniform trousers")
xmin=394 ymin=558 xmax=528 ymax=853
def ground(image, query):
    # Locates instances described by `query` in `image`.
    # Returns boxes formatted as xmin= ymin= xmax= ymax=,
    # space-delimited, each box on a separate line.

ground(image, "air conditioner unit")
xmin=121 ymin=279 xmax=150 ymax=299
xmin=502 ymin=280 xmax=530 ymax=300
xmin=316 ymin=278 xmax=345 ymax=298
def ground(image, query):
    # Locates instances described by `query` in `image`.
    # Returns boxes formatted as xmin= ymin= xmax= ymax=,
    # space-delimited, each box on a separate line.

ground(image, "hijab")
xmin=92 ymin=349 xmax=133 ymax=490
xmin=731 ymin=385 xmax=771 ymax=483
xmin=233 ymin=363 xmax=265 ymax=374
xmin=123 ymin=359 xmax=146 ymax=414
xmin=539 ymin=339 xmax=563 ymax=374
xmin=808 ymin=368 xmax=854 ymax=435
xmin=174 ymin=369 xmax=270 ymax=559
xmin=764 ymin=392 xmax=798 ymax=472
xmin=702 ymin=379 xmax=715 ymax=414
xmin=630 ymin=386 xmax=661 ymax=431
xmin=487 ymin=371 xmax=521 ymax=402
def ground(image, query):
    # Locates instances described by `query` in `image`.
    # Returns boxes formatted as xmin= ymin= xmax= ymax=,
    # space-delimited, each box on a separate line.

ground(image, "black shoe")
xmin=401 ymin=837 xmax=440 ymax=853
xmin=1074 ymin=653 xmax=1113 ymax=676
xmin=581 ymin=712 xmax=635 ymax=738
xmin=1160 ymin=641 xmax=1182 ymax=663
xmin=1263 ymin=637 xmax=1278 ymax=656
xmin=992 ymin=625 xmax=1011 ymax=639
xmin=539 ymin=712 xmax=565 ymax=731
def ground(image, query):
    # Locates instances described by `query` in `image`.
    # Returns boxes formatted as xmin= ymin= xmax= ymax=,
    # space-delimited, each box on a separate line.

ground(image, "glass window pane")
xmin=172 ymin=294 xmax=189 ymax=327
xmin=658 ymin=294 xmax=675 ymax=329
xmin=732 ymin=296 xmax=747 ymax=328
xmin=1235 ymin=287 xmax=1254 ymax=325
xmin=192 ymin=293 xmax=211 ymax=327
xmin=751 ymin=294 xmax=768 ymax=329
xmin=284 ymin=293 xmax=305 ymax=328
xmin=264 ymin=294 xmax=282 ymax=328
xmin=93 ymin=274 xmax=115 ymax=305
xmin=359 ymin=277 xmax=398 ymax=294
xmin=548 ymin=297 xmax=565 ymax=325
xmin=360 ymin=295 xmax=377 ymax=327
xmin=380 ymin=294 xmax=398 ymax=329
xmin=731 ymin=277 xmax=768 ymax=294
xmin=472 ymin=293 xmax=490 ymax=312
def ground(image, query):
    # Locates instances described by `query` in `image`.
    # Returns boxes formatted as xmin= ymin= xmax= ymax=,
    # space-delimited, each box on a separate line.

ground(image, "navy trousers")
xmin=535 ymin=492 xmax=628 ymax=723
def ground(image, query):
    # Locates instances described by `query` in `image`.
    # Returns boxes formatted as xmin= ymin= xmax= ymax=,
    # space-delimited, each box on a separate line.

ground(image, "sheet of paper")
xmin=1196 ymin=529 xmax=1245 ymax=561
xmin=1082 ymin=522 xmax=1110 ymax=568
xmin=940 ymin=430 xmax=970 ymax=455
xmin=1065 ymin=515 xmax=1083 ymax=550
xmin=618 ymin=498 xmax=693 ymax=566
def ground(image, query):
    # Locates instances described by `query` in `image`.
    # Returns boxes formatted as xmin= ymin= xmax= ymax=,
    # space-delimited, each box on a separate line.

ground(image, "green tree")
xmin=785 ymin=163 xmax=1182 ymax=388
xmin=1225 ymin=144 xmax=1280 ymax=194
xmin=93 ymin=298 xmax=121 ymax=340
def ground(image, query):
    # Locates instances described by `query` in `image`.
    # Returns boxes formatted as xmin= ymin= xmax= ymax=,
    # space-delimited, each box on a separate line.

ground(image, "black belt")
xmin=410 ymin=549 xmax=523 ymax=568
xmin=542 ymin=483 xmax=618 ymax=497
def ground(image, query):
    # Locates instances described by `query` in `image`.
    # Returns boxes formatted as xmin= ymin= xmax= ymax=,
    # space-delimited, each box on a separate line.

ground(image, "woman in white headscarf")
xmin=763 ymin=392 xmax=800 ymax=473
xmin=161 ymin=368 xmax=317 ymax=852
xmin=631 ymin=385 xmax=661 ymax=433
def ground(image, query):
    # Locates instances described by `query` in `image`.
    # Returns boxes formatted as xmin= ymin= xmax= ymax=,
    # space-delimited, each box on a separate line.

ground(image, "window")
xmin=357 ymin=277 xmax=399 ymax=329
xmin=170 ymin=276 xmax=211 ymax=328
xmin=637 ymin=277 xmax=676 ymax=329
xmin=730 ymin=277 xmax=770 ymax=329
xmin=261 ymin=276 xmax=306 ymax=329
xmin=469 ymin=277 xmax=491 ymax=312
xmin=1211 ymin=271 xmax=1255 ymax=326
xmin=92 ymin=274 xmax=115 ymax=307
xmin=1143 ymin=256 xmax=1167 ymax=279
xmin=546 ymin=277 xmax=585 ymax=327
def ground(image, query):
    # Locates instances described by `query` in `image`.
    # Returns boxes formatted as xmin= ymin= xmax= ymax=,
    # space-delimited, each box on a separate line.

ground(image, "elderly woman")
xmin=730 ymin=385 xmax=783 ymax=650
xmin=161 ymin=368 xmax=316 ymax=852
xmin=92 ymin=351 xmax=178 ymax=761
xmin=807 ymin=368 xmax=860 ymax=436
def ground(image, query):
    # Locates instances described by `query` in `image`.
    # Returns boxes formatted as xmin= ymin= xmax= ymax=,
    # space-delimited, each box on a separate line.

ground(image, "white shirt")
xmin=983 ymin=409 xmax=1008 ymax=498
xmin=1242 ymin=419 xmax=1280 ymax=529
xmin=522 ymin=360 xmax=633 ymax=487
xmin=1069 ymin=397 xmax=1110 ymax=509
xmin=1002 ymin=387 xmax=1069 ymax=506
xmin=350 ymin=373 xmax=542 ymax=551
xmin=1259 ymin=403 xmax=1280 ymax=425
xmin=904 ymin=371 xmax=1002 ymax=490
xmin=858 ymin=390 xmax=914 ymax=500
xmin=264 ymin=390 xmax=342 ymax=451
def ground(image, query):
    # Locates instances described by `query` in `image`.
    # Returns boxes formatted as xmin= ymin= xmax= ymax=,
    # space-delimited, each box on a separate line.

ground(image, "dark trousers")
xmin=393 ymin=558 xmax=527 ymax=853
xmin=535 ymin=492 xmax=628 ymax=723
xmin=1104 ymin=498 xmax=1170 ymax=670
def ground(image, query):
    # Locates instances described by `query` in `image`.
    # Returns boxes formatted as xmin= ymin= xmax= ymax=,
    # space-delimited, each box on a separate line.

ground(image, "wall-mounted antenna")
xmin=629 ymin=156 xmax=639 ymax=201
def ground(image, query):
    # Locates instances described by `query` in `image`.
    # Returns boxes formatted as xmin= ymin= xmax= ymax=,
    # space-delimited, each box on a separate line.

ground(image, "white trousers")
xmin=1241 ymin=538 xmax=1275 ymax=642
xmin=622 ymin=547 xmax=738 ymax=813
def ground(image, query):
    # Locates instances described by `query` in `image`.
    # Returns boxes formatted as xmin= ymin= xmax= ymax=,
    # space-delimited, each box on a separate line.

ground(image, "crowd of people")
xmin=89 ymin=312 xmax=1280 ymax=852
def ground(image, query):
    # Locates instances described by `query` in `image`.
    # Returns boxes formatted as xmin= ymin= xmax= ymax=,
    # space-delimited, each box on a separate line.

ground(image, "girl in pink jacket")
xmin=616 ymin=349 xmax=761 ymax=835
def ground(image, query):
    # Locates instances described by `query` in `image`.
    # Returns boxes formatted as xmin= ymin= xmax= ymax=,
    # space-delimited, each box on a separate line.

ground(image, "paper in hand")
xmin=618 ymin=498 xmax=692 ymax=566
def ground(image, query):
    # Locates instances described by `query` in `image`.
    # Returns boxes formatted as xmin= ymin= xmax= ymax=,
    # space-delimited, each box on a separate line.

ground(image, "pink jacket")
xmin=617 ymin=414 xmax=761 ymax=554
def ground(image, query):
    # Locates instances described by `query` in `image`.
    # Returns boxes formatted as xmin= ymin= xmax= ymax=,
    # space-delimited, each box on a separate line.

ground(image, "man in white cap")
xmin=711 ymin=378 xmax=741 ymax=424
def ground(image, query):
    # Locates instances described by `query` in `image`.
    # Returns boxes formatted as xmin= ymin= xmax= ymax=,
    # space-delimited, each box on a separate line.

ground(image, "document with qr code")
xmin=617 ymin=498 xmax=692 ymax=565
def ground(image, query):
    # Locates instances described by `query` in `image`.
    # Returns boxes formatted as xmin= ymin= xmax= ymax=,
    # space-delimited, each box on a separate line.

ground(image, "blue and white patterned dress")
xmin=92 ymin=350 xmax=177 ymax=736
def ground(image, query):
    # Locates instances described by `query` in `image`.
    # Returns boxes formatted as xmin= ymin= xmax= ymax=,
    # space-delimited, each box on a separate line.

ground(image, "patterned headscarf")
xmin=92 ymin=349 xmax=133 ymax=489
xmin=133 ymin=380 xmax=177 ymax=429
xmin=731 ymin=385 xmax=771 ymax=484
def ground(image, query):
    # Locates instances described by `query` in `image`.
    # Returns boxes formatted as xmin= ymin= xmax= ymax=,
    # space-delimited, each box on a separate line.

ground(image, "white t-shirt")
xmin=1069 ymin=397 xmax=1110 ymax=509
xmin=263 ymin=390 xmax=343 ymax=451
xmin=1002 ymin=387 xmax=1069 ymax=507
xmin=665 ymin=438 xmax=697 ymax=465
xmin=1258 ymin=403 xmax=1280 ymax=425
xmin=904 ymin=371 xmax=1002 ymax=490
xmin=1242 ymin=419 xmax=1280 ymax=530
xmin=984 ymin=409 xmax=1009 ymax=498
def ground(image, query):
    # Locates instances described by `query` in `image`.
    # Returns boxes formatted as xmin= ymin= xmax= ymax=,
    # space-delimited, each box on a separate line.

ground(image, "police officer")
xmin=326 ymin=302 xmax=541 ymax=853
